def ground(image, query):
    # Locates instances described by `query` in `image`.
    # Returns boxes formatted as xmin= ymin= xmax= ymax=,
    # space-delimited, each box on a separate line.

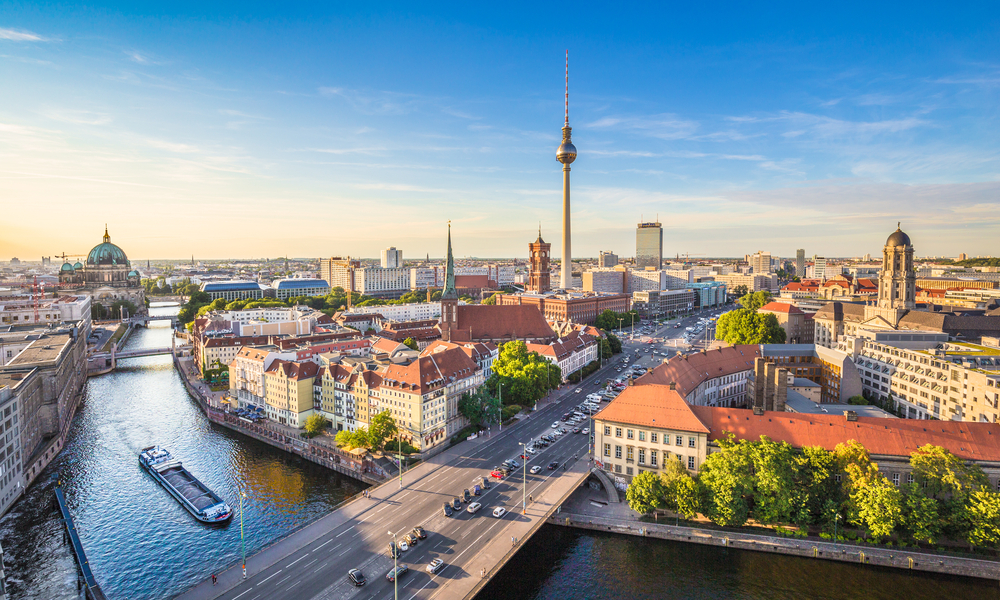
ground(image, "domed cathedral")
xmin=58 ymin=225 xmax=145 ymax=309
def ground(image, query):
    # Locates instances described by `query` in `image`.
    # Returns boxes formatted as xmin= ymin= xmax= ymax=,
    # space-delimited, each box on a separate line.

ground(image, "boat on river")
xmin=139 ymin=446 xmax=233 ymax=524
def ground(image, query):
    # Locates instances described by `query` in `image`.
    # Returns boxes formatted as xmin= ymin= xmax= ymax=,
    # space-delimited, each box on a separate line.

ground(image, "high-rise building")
xmin=750 ymin=251 xmax=773 ymax=274
xmin=598 ymin=251 xmax=619 ymax=267
xmin=795 ymin=249 xmax=805 ymax=278
xmin=381 ymin=247 xmax=402 ymax=269
xmin=812 ymin=256 xmax=827 ymax=280
xmin=528 ymin=230 xmax=552 ymax=293
xmin=636 ymin=222 xmax=663 ymax=269
xmin=557 ymin=52 xmax=577 ymax=290
xmin=319 ymin=257 xmax=360 ymax=291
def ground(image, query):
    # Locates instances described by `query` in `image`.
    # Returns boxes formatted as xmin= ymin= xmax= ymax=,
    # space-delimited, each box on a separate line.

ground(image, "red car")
xmin=519 ymin=454 xmax=529 ymax=460
xmin=490 ymin=470 xmax=504 ymax=479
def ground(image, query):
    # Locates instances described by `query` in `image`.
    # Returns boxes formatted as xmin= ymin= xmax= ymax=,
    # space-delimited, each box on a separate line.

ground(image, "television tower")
xmin=556 ymin=50 xmax=577 ymax=290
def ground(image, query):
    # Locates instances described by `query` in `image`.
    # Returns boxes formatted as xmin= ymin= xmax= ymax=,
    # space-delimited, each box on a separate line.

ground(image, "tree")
xmin=715 ymin=308 xmax=786 ymax=345
xmin=336 ymin=428 xmax=370 ymax=450
xmin=304 ymin=414 xmax=328 ymax=437
xmin=966 ymin=489 xmax=1000 ymax=548
xmin=368 ymin=410 xmax=399 ymax=452
xmin=605 ymin=332 xmax=622 ymax=354
xmin=487 ymin=341 xmax=561 ymax=407
xmin=852 ymin=472 xmax=903 ymax=540
xmin=482 ymin=292 xmax=500 ymax=305
xmin=458 ymin=389 xmax=497 ymax=427
xmin=599 ymin=338 xmax=613 ymax=360
xmin=699 ymin=436 xmax=754 ymax=527
xmin=794 ymin=446 xmax=841 ymax=529
xmin=847 ymin=395 xmax=868 ymax=405
xmin=736 ymin=291 xmax=772 ymax=311
xmin=626 ymin=471 xmax=665 ymax=515
xmin=730 ymin=284 xmax=748 ymax=299
xmin=659 ymin=459 xmax=700 ymax=518
xmin=402 ymin=337 xmax=419 ymax=351
xmin=748 ymin=436 xmax=798 ymax=525
xmin=900 ymin=484 xmax=942 ymax=544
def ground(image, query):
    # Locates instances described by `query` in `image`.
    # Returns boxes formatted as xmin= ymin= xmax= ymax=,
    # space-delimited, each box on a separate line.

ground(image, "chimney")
xmin=845 ymin=410 xmax=858 ymax=422
xmin=752 ymin=405 xmax=764 ymax=416
xmin=669 ymin=381 xmax=676 ymax=390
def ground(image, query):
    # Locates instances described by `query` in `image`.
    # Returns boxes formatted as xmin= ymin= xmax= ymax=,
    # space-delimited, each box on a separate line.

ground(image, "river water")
xmin=0 ymin=304 xmax=993 ymax=599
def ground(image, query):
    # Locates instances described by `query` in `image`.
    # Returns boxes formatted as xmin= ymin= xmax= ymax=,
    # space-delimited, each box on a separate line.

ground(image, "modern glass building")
xmin=635 ymin=222 xmax=663 ymax=269
xmin=272 ymin=278 xmax=331 ymax=300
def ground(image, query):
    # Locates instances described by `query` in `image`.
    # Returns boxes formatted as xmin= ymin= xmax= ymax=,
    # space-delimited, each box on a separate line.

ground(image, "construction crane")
xmin=55 ymin=252 xmax=86 ymax=263
xmin=32 ymin=276 xmax=40 ymax=323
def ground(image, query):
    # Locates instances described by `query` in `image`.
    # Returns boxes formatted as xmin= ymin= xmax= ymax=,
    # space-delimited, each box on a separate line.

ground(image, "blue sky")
xmin=1 ymin=3 xmax=998 ymax=261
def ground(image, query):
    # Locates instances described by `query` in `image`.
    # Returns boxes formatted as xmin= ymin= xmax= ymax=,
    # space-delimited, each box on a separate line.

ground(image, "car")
xmin=508 ymin=459 xmax=521 ymax=468
xmin=427 ymin=558 xmax=444 ymax=574
xmin=493 ymin=507 xmax=507 ymax=518
xmin=583 ymin=427 xmax=590 ymax=434
xmin=386 ymin=564 xmax=409 ymax=583
xmin=463 ymin=489 xmax=472 ymax=503
xmin=443 ymin=502 xmax=454 ymax=516
xmin=572 ymin=428 xmax=581 ymax=434
xmin=530 ymin=465 xmax=542 ymax=474
xmin=452 ymin=497 xmax=462 ymax=510
xmin=412 ymin=526 xmax=426 ymax=539
xmin=551 ymin=422 xmax=560 ymax=428
xmin=574 ymin=388 xmax=582 ymax=393
xmin=467 ymin=502 xmax=482 ymax=514
xmin=519 ymin=453 xmax=529 ymax=460
xmin=548 ymin=461 xmax=559 ymax=470
xmin=348 ymin=568 xmax=366 ymax=586
xmin=490 ymin=470 xmax=504 ymax=479
xmin=398 ymin=540 xmax=409 ymax=552
xmin=388 ymin=543 xmax=401 ymax=558
xmin=526 ymin=447 xmax=537 ymax=454
xmin=403 ymin=533 xmax=417 ymax=547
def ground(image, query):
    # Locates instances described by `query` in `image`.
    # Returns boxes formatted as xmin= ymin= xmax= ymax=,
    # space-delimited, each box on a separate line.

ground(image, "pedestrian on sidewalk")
xmin=211 ymin=574 xmax=217 ymax=585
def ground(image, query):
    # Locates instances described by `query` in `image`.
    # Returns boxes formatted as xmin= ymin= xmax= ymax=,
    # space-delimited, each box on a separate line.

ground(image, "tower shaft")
xmin=561 ymin=165 xmax=572 ymax=289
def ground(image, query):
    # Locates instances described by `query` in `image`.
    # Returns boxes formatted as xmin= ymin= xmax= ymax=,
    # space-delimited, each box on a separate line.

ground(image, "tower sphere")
xmin=557 ymin=139 xmax=577 ymax=164
xmin=885 ymin=225 xmax=911 ymax=247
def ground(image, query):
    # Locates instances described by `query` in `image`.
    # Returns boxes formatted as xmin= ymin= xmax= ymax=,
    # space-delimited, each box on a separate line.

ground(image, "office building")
xmin=381 ymin=247 xmax=402 ymax=269
xmin=272 ymin=278 xmax=331 ymax=300
xmin=636 ymin=222 xmax=663 ymax=270
xmin=582 ymin=269 xmax=625 ymax=294
xmin=200 ymin=281 xmax=267 ymax=302
xmin=750 ymin=251 xmax=773 ymax=274
xmin=795 ymin=249 xmax=805 ymax=278
xmin=598 ymin=251 xmax=619 ymax=268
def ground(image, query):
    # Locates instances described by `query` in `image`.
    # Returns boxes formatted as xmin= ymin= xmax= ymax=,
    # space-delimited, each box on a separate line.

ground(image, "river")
xmin=0 ymin=304 xmax=993 ymax=599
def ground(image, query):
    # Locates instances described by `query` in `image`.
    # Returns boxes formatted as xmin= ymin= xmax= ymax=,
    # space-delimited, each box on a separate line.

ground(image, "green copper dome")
xmin=60 ymin=262 xmax=75 ymax=272
xmin=73 ymin=261 xmax=83 ymax=270
xmin=87 ymin=226 xmax=129 ymax=267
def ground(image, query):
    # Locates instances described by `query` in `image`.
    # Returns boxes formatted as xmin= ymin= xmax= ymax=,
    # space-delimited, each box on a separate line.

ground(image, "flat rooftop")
xmin=8 ymin=333 xmax=73 ymax=365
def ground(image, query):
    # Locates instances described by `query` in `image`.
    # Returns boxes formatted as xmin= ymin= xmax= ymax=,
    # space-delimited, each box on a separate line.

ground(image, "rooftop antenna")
xmin=564 ymin=49 xmax=569 ymax=127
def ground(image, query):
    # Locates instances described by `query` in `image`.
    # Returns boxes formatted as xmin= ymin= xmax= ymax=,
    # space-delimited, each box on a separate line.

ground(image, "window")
xmin=676 ymin=435 xmax=683 ymax=446
xmin=638 ymin=431 xmax=645 ymax=442
xmin=892 ymin=473 xmax=900 ymax=487
xmin=615 ymin=445 xmax=622 ymax=459
xmin=688 ymin=436 xmax=696 ymax=448
xmin=604 ymin=443 xmax=611 ymax=457
xmin=626 ymin=467 xmax=633 ymax=476
xmin=615 ymin=427 xmax=623 ymax=438
xmin=638 ymin=448 xmax=645 ymax=464
xmin=626 ymin=447 xmax=634 ymax=461
xmin=604 ymin=426 xmax=611 ymax=436
xmin=650 ymin=450 xmax=657 ymax=466
xmin=650 ymin=432 xmax=658 ymax=443
xmin=688 ymin=456 xmax=695 ymax=470
xmin=627 ymin=429 xmax=634 ymax=440
xmin=614 ymin=464 xmax=622 ymax=473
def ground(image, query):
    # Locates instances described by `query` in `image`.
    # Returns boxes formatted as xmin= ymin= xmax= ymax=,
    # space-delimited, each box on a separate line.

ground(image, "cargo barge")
xmin=139 ymin=446 xmax=233 ymax=524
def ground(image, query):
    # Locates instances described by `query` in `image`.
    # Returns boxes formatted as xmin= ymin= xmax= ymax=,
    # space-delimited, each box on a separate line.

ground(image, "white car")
xmin=467 ymin=502 xmax=482 ymax=514
xmin=398 ymin=541 xmax=409 ymax=552
xmin=583 ymin=427 xmax=590 ymax=434
xmin=551 ymin=422 xmax=560 ymax=428
xmin=574 ymin=388 xmax=582 ymax=393
xmin=526 ymin=447 xmax=537 ymax=454
xmin=530 ymin=465 xmax=542 ymax=474
xmin=493 ymin=507 xmax=507 ymax=518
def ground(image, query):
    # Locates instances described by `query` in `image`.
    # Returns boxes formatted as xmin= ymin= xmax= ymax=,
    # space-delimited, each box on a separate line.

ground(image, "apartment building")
xmin=636 ymin=345 xmax=761 ymax=408
xmin=717 ymin=272 xmax=778 ymax=293
xmin=840 ymin=330 xmax=1000 ymax=422
xmin=582 ymin=269 xmax=626 ymax=294
xmin=263 ymin=360 xmax=318 ymax=427
xmin=229 ymin=346 xmax=296 ymax=409
xmin=526 ymin=330 xmax=600 ymax=382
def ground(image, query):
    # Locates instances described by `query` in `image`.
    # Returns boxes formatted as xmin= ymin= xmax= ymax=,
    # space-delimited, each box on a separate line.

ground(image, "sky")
xmin=1 ymin=2 xmax=999 ymax=262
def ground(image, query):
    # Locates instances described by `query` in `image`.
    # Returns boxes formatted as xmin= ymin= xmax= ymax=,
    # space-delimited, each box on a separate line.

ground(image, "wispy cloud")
xmin=127 ymin=51 xmax=152 ymax=64
xmin=147 ymin=139 xmax=200 ymax=153
xmin=39 ymin=109 xmax=112 ymax=125
xmin=0 ymin=27 xmax=49 ymax=42
xmin=353 ymin=183 xmax=451 ymax=193
xmin=318 ymin=86 xmax=419 ymax=115
xmin=304 ymin=147 xmax=387 ymax=156
xmin=586 ymin=113 xmax=699 ymax=140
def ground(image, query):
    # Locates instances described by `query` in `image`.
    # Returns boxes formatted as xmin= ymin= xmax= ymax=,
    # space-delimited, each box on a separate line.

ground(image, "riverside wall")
xmin=550 ymin=512 xmax=1000 ymax=582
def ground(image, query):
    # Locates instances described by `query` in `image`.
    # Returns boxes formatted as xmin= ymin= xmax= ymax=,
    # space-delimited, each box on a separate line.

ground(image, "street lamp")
xmin=519 ymin=441 xmax=527 ymax=514
xmin=388 ymin=530 xmax=398 ymax=600
xmin=834 ymin=513 xmax=840 ymax=542
xmin=239 ymin=491 xmax=247 ymax=579
xmin=497 ymin=382 xmax=504 ymax=432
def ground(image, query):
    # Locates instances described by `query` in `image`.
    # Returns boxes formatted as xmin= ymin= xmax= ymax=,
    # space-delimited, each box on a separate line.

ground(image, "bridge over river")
xmin=174 ymin=368 xmax=612 ymax=600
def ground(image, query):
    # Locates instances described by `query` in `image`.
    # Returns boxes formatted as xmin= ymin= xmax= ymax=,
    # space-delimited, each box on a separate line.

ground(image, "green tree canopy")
xmin=626 ymin=471 xmax=665 ymax=515
xmin=715 ymin=308 xmax=786 ymax=345
xmin=699 ymin=436 xmax=754 ymax=527
xmin=368 ymin=410 xmax=399 ymax=451
xmin=304 ymin=414 xmax=328 ymax=437
xmin=402 ymin=337 xmax=419 ymax=351
xmin=736 ymin=291 xmax=772 ymax=310
xmin=486 ymin=341 xmax=561 ymax=407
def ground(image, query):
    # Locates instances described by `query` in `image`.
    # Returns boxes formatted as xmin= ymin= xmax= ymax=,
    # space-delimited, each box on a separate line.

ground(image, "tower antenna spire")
xmin=565 ymin=50 xmax=569 ymax=127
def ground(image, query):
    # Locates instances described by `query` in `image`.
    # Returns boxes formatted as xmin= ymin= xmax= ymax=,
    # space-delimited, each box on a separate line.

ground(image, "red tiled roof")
xmin=760 ymin=302 xmax=804 ymax=314
xmin=381 ymin=346 xmax=479 ymax=395
xmin=593 ymin=384 xmax=709 ymax=434
xmin=448 ymin=305 xmax=556 ymax=343
xmin=691 ymin=407 xmax=1000 ymax=462
xmin=636 ymin=345 xmax=761 ymax=398
xmin=265 ymin=359 xmax=319 ymax=380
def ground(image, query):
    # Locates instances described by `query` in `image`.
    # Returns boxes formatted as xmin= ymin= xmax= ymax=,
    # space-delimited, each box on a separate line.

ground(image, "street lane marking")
xmin=232 ymin=591 xmax=252 ymax=600
xmin=316 ymin=538 xmax=334 ymax=549
xmin=286 ymin=554 xmax=307 ymax=567
xmin=336 ymin=527 xmax=354 ymax=537
xmin=257 ymin=570 xmax=281 ymax=584
xmin=337 ymin=547 xmax=352 ymax=556
xmin=302 ymin=558 xmax=318 ymax=569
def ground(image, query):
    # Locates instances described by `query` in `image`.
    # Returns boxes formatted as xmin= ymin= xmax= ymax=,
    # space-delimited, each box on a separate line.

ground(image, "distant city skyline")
xmin=1 ymin=5 xmax=998 ymax=260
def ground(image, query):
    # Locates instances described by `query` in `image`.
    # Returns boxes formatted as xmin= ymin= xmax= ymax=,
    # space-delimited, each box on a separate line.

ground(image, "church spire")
xmin=103 ymin=224 xmax=110 ymax=243
xmin=442 ymin=221 xmax=457 ymax=300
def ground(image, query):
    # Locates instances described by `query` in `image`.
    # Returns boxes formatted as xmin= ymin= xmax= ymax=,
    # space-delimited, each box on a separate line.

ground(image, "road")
xmin=200 ymin=307 xmax=732 ymax=600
